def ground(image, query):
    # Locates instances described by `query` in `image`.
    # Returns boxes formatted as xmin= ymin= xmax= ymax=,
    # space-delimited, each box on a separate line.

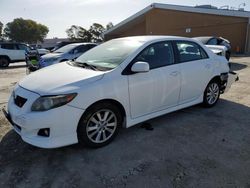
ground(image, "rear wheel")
xmin=77 ymin=102 xmax=122 ymax=148
xmin=0 ymin=57 xmax=10 ymax=68
xmin=203 ymin=81 xmax=220 ymax=107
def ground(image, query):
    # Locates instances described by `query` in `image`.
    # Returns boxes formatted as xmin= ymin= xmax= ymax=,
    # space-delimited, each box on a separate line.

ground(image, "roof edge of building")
xmin=155 ymin=3 xmax=250 ymax=18
xmin=103 ymin=4 xmax=154 ymax=36
xmin=104 ymin=3 xmax=250 ymax=36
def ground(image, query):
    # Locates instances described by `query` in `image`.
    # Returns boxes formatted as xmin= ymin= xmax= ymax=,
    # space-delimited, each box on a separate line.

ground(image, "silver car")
xmin=40 ymin=43 xmax=97 ymax=68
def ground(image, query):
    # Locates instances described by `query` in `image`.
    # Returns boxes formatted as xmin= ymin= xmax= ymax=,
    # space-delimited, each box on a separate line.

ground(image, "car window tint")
xmin=200 ymin=47 xmax=209 ymax=59
xmin=176 ymin=42 xmax=205 ymax=62
xmin=1 ymin=43 xmax=15 ymax=50
xmin=135 ymin=42 xmax=174 ymax=69
xmin=87 ymin=44 xmax=97 ymax=49
xmin=207 ymin=38 xmax=218 ymax=45
xmin=75 ymin=45 xmax=88 ymax=53
xmin=17 ymin=44 xmax=28 ymax=50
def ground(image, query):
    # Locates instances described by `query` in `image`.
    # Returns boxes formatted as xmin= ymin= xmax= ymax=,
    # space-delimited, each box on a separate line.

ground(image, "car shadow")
xmin=229 ymin=62 xmax=248 ymax=71
xmin=0 ymin=99 xmax=250 ymax=187
xmin=0 ymin=64 xmax=26 ymax=70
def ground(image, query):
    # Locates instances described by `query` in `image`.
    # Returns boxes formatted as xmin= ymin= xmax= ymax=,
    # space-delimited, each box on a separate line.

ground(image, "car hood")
xmin=19 ymin=62 xmax=105 ymax=95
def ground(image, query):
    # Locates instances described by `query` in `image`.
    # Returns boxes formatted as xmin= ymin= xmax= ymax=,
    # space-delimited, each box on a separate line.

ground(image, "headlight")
xmin=31 ymin=93 xmax=77 ymax=111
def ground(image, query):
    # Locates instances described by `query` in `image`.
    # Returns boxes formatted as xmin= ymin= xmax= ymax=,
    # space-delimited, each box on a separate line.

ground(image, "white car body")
xmin=0 ymin=43 xmax=28 ymax=61
xmin=5 ymin=36 xmax=236 ymax=148
xmin=206 ymin=45 xmax=227 ymax=58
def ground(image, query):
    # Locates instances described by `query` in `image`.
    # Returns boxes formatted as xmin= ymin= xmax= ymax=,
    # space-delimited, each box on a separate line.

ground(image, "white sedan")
xmin=3 ymin=36 xmax=237 ymax=148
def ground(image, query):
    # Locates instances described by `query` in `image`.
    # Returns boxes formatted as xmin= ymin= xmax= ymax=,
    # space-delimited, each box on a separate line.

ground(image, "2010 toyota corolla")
xmin=3 ymin=36 xmax=238 ymax=148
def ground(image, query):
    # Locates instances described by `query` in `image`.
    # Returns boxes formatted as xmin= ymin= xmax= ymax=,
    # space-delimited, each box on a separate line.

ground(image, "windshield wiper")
xmin=72 ymin=61 xmax=99 ymax=71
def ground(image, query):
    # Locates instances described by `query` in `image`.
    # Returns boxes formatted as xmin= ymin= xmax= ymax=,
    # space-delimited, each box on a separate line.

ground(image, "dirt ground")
xmin=0 ymin=58 xmax=250 ymax=188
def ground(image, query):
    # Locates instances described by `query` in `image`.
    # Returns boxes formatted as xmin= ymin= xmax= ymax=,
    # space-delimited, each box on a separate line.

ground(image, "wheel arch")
xmin=209 ymin=75 xmax=221 ymax=84
xmin=203 ymin=75 xmax=221 ymax=95
xmin=0 ymin=55 xmax=11 ymax=62
xmin=79 ymin=98 xmax=127 ymax=127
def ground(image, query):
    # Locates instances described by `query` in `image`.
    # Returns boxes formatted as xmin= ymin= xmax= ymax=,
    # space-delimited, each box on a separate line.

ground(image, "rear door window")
xmin=176 ymin=41 xmax=207 ymax=62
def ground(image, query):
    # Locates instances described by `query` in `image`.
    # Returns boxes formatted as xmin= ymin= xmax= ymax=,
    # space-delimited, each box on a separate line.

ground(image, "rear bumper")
xmin=222 ymin=71 xmax=239 ymax=93
xmin=226 ymin=71 xmax=238 ymax=92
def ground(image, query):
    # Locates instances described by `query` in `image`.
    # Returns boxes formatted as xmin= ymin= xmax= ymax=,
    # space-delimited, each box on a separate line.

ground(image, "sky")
xmin=0 ymin=0 xmax=249 ymax=39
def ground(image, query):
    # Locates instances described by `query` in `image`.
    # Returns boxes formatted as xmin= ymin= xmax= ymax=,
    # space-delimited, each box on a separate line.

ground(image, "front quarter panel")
xmin=68 ymin=67 xmax=130 ymax=119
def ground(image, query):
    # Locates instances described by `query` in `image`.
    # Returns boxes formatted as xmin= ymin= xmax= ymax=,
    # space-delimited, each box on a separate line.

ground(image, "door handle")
xmin=170 ymin=71 xmax=179 ymax=76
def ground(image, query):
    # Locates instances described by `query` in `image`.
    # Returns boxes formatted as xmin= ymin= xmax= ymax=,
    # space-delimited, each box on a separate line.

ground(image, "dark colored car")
xmin=193 ymin=36 xmax=231 ymax=60
xmin=51 ymin=41 xmax=84 ymax=52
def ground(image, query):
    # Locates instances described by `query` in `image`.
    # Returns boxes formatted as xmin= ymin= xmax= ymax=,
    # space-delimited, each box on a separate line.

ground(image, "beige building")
xmin=104 ymin=3 xmax=250 ymax=53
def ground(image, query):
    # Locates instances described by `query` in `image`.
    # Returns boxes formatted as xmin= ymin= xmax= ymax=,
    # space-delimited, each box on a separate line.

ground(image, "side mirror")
xmin=131 ymin=61 xmax=150 ymax=73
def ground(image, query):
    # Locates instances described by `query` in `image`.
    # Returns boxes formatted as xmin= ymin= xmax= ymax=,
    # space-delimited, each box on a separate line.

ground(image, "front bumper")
xmin=3 ymin=86 xmax=84 ymax=148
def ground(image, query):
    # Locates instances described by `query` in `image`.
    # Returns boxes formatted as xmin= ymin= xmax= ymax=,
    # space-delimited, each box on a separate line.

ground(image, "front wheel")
xmin=0 ymin=57 xmax=10 ymax=68
xmin=203 ymin=81 xmax=220 ymax=107
xmin=77 ymin=102 xmax=122 ymax=148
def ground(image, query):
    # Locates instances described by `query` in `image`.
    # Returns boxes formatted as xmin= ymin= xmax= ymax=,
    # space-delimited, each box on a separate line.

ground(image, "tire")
xmin=77 ymin=102 xmax=122 ymax=148
xmin=0 ymin=57 xmax=10 ymax=68
xmin=203 ymin=80 xmax=220 ymax=107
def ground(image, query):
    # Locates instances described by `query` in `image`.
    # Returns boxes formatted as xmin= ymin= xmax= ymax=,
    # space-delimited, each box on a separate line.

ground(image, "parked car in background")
xmin=193 ymin=36 xmax=231 ymax=60
xmin=39 ymin=43 xmax=97 ymax=68
xmin=0 ymin=42 xmax=30 ymax=67
xmin=51 ymin=41 xmax=82 ymax=52
xmin=3 ymin=36 xmax=238 ymax=149
xmin=30 ymin=44 xmax=50 ymax=56
xmin=35 ymin=48 xmax=50 ymax=56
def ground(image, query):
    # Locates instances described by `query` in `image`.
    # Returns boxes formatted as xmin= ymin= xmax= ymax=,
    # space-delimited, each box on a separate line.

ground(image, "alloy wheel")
xmin=206 ymin=83 xmax=219 ymax=105
xmin=86 ymin=109 xmax=117 ymax=143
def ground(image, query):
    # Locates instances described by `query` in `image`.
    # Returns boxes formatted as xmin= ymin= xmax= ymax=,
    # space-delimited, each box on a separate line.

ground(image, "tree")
xmin=4 ymin=18 xmax=49 ymax=43
xmin=66 ymin=25 xmax=92 ymax=42
xmin=66 ymin=22 xmax=112 ymax=43
xmin=106 ymin=22 xmax=114 ymax=31
xmin=0 ymin=21 xmax=3 ymax=40
xmin=88 ymin=23 xmax=105 ymax=43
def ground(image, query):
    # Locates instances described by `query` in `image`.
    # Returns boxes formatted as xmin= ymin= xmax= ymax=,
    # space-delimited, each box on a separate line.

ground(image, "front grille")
xmin=14 ymin=95 xmax=27 ymax=108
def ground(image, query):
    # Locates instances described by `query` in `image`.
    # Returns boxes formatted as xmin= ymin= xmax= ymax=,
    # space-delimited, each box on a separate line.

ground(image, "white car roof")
xmin=112 ymin=35 xmax=196 ymax=43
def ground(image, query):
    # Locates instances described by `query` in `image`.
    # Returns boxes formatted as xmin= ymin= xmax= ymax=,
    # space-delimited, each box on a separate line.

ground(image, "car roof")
xmin=66 ymin=43 xmax=97 ymax=47
xmin=112 ymin=35 xmax=197 ymax=43
xmin=192 ymin=36 xmax=214 ymax=44
xmin=0 ymin=42 xmax=28 ymax=45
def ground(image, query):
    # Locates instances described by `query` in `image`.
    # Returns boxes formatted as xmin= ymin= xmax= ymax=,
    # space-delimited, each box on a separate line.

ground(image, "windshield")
xmin=75 ymin=39 xmax=144 ymax=69
xmin=54 ymin=44 xmax=78 ymax=53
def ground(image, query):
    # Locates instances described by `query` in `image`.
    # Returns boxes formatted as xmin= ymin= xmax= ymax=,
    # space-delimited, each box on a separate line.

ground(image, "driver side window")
xmin=134 ymin=42 xmax=174 ymax=69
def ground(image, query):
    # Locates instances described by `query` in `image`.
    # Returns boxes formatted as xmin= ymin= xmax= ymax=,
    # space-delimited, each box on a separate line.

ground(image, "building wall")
xmin=146 ymin=9 xmax=248 ymax=53
xmin=246 ymin=21 xmax=250 ymax=54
